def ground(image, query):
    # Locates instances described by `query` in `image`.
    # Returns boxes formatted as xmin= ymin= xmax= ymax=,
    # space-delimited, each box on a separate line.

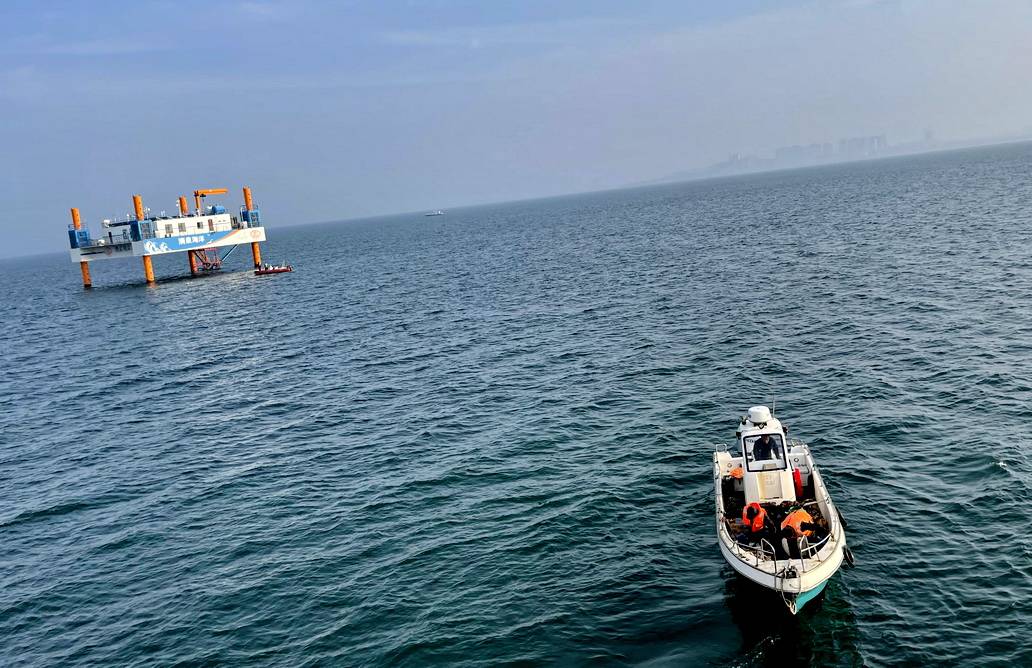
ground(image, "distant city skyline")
xmin=712 ymin=130 xmax=921 ymax=175
xmin=652 ymin=127 xmax=1032 ymax=184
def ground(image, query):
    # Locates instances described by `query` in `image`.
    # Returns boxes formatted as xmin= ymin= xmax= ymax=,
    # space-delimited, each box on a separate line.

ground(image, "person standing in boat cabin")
xmin=752 ymin=433 xmax=781 ymax=461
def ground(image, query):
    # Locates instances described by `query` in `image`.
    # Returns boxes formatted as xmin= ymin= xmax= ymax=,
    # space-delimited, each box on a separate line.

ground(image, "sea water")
xmin=2 ymin=143 xmax=1031 ymax=666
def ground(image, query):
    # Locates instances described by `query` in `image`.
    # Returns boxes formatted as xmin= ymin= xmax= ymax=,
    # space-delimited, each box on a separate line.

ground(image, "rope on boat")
xmin=774 ymin=565 xmax=798 ymax=611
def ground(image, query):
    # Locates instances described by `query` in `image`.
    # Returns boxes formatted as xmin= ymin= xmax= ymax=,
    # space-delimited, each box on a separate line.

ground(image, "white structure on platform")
xmin=69 ymin=213 xmax=266 ymax=262
xmin=67 ymin=187 xmax=269 ymax=286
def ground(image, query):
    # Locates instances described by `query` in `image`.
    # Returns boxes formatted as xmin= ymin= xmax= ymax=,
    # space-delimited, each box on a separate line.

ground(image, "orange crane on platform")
xmin=191 ymin=187 xmax=263 ymax=268
xmin=193 ymin=188 xmax=228 ymax=213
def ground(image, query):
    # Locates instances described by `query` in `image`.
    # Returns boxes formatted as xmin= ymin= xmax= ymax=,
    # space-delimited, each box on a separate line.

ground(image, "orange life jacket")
xmin=730 ymin=466 xmax=744 ymax=479
xmin=742 ymin=502 xmax=767 ymax=533
xmin=781 ymin=509 xmax=814 ymax=537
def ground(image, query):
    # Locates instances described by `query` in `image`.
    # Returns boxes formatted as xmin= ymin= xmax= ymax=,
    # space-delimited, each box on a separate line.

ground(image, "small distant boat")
xmin=255 ymin=264 xmax=292 ymax=275
xmin=424 ymin=210 xmax=444 ymax=217
xmin=713 ymin=406 xmax=852 ymax=614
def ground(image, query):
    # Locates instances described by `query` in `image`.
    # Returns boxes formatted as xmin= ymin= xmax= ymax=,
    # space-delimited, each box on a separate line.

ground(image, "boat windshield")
xmin=743 ymin=433 xmax=787 ymax=472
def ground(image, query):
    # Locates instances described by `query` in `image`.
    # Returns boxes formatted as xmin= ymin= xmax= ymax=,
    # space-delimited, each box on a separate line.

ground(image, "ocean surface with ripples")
xmin=3 ymin=143 xmax=1031 ymax=667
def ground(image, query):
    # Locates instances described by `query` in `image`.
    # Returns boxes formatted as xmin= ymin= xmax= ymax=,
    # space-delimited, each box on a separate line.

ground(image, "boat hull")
xmin=793 ymin=579 xmax=827 ymax=611
xmin=716 ymin=532 xmax=842 ymax=614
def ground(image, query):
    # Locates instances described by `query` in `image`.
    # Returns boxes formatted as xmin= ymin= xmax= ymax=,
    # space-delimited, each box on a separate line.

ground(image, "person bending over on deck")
xmin=752 ymin=434 xmax=781 ymax=461
xmin=741 ymin=502 xmax=769 ymax=542
xmin=737 ymin=503 xmax=774 ymax=546
xmin=779 ymin=508 xmax=821 ymax=559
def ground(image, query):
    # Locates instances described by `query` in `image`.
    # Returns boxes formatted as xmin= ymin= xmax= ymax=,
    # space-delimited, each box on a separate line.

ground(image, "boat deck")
xmin=720 ymin=476 xmax=832 ymax=559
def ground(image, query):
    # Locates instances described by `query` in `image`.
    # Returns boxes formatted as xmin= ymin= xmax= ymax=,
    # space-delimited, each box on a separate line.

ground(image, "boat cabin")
xmin=736 ymin=406 xmax=796 ymax=505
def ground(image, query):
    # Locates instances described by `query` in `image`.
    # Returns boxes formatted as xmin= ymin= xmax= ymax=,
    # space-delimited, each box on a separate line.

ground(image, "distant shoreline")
xmin=639 ymin=135 xmax=1032 ymax=188
xmin=6 ymin=137 xmax=1032 ymax=262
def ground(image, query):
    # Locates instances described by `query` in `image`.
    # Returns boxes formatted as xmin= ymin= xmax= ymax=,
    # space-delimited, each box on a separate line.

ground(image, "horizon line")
xmin=4 ymin=136 xmax=1030 ymax=263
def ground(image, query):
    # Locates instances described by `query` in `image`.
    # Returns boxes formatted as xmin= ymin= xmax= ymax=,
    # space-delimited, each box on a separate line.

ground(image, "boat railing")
xmin=718 ymin=510 xmax=776 ymax=563
xmin=807 ymin=464 xmax=840 ymax=537
xmin=800 ymin=532 xmax=832 ymax=561
xmin=759 ymin=538 xmax=778 ymax=569
xmin=713 ymin=442 xmax=730 ymax=453
xmin=794 ymin=497 xmax=836 ymax=563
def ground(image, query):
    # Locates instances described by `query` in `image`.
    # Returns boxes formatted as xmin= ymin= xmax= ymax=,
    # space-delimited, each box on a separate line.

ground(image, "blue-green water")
xmin=2 ymin=144 xmax=1031 ymax=666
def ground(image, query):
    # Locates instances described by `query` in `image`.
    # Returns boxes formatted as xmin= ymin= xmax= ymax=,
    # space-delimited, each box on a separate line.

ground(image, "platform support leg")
xmin=142 ymin=255 xmax=155 ymax=284
xmin=80 ymin=261 xmax=92 ymax=289
xmin=251 ymin=242 xmax=262 ymax=268
xmin=188 ymin=251 xmax=198 ymax=276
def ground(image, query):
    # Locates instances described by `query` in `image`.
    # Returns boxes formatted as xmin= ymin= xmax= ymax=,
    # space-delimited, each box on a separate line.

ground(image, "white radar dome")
xmin=748 ymin=406 xmax=772 ymax=424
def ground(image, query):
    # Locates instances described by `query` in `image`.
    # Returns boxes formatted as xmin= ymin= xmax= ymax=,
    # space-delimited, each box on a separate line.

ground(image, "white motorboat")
xmin=713 ymin=406 xmax=852 ymax=614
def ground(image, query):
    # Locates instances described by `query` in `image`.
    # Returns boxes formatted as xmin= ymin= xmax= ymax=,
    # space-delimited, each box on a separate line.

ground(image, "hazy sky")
xmin=2 ymin=0 xmax=1031 ymax=256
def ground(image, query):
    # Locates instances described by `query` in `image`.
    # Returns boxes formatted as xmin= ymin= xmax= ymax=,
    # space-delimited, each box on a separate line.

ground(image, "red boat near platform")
xmin=255 ymin=264 xmax=292 ymax=275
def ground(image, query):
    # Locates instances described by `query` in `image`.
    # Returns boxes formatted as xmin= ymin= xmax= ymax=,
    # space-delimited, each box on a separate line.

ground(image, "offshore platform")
xmin=67 ymin=186 xmax=267 ymax=287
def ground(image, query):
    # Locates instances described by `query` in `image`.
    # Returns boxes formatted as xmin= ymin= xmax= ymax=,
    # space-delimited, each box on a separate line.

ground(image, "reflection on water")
xmin=720 ymin=567 xmax=863 ymax=667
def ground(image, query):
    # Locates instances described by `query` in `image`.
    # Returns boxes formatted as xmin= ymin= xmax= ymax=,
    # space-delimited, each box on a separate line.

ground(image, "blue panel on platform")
xmin=70 ymin=229 xmax=91 ymax=248
xmin=241 ymin=208 xmax=261 ymax=226
xmin=141 ymin=230 xmax=234 ymax=254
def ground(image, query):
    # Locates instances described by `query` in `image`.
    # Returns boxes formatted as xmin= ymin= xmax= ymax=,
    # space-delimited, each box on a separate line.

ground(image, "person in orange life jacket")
xmin=780 ymin=508 xmax=820 ymax=558
xmin=740 ymin=502 xmax=769 ymax=542
xmin=781 ymin=508 xmax=818 ymax=537
xmin=752 ymin=433 xmax=781 ymax=461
